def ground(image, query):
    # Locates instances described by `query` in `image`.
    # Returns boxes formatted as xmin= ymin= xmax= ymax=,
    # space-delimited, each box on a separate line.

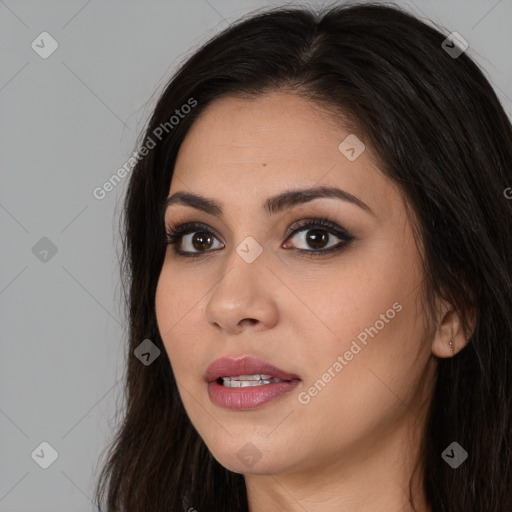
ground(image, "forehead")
xmin=176 ymin=91 xmax=347 ymax=166
xmin=170 ymin=91 xmax=402 ymax=222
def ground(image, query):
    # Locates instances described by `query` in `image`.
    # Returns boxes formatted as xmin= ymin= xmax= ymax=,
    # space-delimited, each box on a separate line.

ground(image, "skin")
xmin=154 ymin=91 xmax=468 ymax=512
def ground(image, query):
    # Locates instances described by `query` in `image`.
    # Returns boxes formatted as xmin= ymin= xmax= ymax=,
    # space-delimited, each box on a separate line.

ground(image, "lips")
xmin=206 ymin=356 xmax=301 ymax=410
xmin=205 ymin=356 xmax=300 ymax=383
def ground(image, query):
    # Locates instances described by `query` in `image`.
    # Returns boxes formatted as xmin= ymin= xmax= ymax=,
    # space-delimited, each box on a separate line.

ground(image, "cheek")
xmin=155 ymin=267 xmax=177 ymax=342
xmin=297 ymin=235 xmax=426 ymax=400
xmin=154 ymin=265 xmax=203 ymax=377
xmin=155 ymin=259 xmax=203 ymax=331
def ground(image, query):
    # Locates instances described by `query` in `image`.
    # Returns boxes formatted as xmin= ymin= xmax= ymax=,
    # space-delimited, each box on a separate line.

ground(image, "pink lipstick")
xmin=206 ymin=356 xmax=301 ymax=410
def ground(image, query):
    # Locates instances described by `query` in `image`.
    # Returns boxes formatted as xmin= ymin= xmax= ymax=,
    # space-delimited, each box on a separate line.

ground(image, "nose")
xmin=203 ymin=251 xmax=279 ymax=334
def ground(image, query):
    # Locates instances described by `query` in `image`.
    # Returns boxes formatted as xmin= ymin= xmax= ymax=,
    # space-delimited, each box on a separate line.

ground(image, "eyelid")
xmin=165 ymin=216 xmax=355 ymax=259
xmin=165 ymin=216 xmax=349 ymax=237
xmin=165 ymin=221 xmax=224 ymax=242
xmin=284 ymin=216 xmax=352 ymax=239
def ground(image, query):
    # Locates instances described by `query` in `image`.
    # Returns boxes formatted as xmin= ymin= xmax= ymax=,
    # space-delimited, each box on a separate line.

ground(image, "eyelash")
xmin=163 ymin=217 xmax=354 ymax=259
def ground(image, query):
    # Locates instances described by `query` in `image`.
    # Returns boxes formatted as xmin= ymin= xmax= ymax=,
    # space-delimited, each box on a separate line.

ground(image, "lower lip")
xmin=208 ymin=379 xmax=301 ymax=410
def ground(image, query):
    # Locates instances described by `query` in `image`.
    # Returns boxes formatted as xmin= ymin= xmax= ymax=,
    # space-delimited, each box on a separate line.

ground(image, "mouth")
xmin=217 ymin=374 xmax=286 ymax=388
xmin=206 ymin=356 xmax=301 ymax=410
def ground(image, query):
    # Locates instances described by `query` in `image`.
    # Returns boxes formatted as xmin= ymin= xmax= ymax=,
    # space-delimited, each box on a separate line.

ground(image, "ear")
xmin=431 ymin=298 xmax=475 ymax=358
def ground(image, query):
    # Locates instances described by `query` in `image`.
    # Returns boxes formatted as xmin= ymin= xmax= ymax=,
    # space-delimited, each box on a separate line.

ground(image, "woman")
xmin=94 ymin=2 xmax=512 ymax=511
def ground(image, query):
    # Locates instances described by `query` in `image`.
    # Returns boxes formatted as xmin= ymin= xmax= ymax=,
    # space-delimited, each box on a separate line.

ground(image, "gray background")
xmin=1 ymin=0 xmax=511 ymax=510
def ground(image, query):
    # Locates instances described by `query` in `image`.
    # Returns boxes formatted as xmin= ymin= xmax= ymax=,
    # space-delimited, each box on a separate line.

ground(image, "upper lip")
xmin=205 ymin=356 xmax=300 ymax=383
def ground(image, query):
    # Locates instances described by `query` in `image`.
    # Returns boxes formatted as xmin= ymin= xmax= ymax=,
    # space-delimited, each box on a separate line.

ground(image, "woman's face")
xmin=155 ymin=91 xmax=439 ymax=478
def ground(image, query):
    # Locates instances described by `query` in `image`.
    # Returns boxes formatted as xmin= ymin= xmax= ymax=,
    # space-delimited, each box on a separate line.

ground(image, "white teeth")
xmin=230 ymin=374 xmax=273 ymax=380
xmin=220 ymin=374 xmax=283 ymax=388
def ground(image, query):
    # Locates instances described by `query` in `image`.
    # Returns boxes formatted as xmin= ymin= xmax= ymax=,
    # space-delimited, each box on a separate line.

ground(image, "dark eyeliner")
xmin=164 ymin=217 xmax=354 ymax=258
xmin=284 ymin=217 xmax=354 ymax=257
xmin=164 ymin=222 xmax=219 ymax=258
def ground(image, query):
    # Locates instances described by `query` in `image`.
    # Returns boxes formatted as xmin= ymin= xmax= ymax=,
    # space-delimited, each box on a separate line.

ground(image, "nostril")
xmin=241 ymin=318 xmax=258 ymax=326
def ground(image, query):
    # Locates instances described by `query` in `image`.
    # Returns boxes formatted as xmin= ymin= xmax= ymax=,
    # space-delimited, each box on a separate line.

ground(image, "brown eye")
xmin=303 ymin=229 xmax=329 ymax=249
xmin=179 ymin=230 xmax=223 ymax=253
xmin=165 ymin=218 xmax=353 ymax=259
xmin=282 ymin=217 xmax=354 ymax=256
xmin=286 ymin=226 xmax=345 ymax=252
xmin=191 ymin=232 xmax=214 ymax=251
xmin=164 ymin=222 xmax=224 ymax=257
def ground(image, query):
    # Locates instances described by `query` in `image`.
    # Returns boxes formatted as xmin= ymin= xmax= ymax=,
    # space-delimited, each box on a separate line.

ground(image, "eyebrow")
xmin=162 ymin=185 xmax=375 ymax=219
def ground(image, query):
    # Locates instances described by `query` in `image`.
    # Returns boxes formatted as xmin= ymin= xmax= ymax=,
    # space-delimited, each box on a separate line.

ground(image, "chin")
xmin=206 ymin=438 xmax=296 ymax=476
xmin=216 ymin=455 xmax=291 ymax=476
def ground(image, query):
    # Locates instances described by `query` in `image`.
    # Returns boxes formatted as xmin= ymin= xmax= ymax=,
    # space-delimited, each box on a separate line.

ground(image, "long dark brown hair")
xmin=94 ymin=2 xmax=512 ymax=510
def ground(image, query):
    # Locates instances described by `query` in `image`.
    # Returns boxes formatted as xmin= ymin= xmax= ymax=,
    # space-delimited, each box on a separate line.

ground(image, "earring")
xmin=449 ymin=337 xmax=455 ymax=355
